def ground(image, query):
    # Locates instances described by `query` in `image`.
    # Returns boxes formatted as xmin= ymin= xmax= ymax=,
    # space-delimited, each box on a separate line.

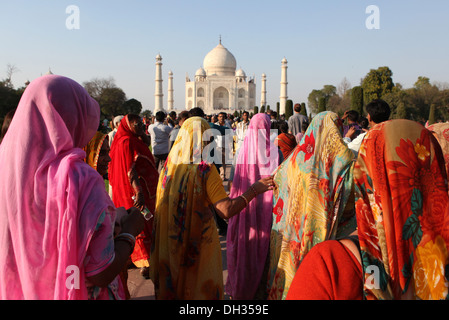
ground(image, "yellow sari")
xmin=150 ymin=117 xmax=227 ymax=300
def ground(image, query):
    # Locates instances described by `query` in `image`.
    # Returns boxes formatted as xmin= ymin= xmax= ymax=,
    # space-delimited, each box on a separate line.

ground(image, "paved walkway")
xmin=128 ymin=167 xmax=232 ymax=300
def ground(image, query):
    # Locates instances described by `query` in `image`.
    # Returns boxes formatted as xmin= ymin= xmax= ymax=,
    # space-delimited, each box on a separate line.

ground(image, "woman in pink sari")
xmin=0 ymin=75 xmax=145 ymax=300
xmin=226 ymin=113 xmax=280 ymax=300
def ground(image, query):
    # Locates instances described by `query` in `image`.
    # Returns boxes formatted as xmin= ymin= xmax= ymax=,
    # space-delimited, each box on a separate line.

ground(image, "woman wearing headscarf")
xmin=274 ymin=120 xmax=297 ymax=160
xmin=226 ymin=113 xmax=280 ymax=300
xmin=286 ymin=119 xmax=449 ymax=300
xmin=267 ymin=111 xmax=357 ymax=300
xmin=84 ymin=131 xmax=110 ymax=178
xmin=0 ymin=75 xmax=145 ymax=300
xmin=150 ymin=117 xmax=274 ymax=300
xmin=109 ymin=114 xmax=158 ymax=279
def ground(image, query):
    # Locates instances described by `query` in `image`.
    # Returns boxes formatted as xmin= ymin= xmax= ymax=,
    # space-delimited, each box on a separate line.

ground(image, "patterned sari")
xmin=268 ymin=111 xmax=357 ymax=300
xmin=355 ymin=119 xmax=449 ymax=300
xmin=150 ymin=117 xmax=225 ymax=300
xmin=427 ymin=122 xmax=449 ymax=176
xmin=84 ymin=131 xmax=107 ymax=171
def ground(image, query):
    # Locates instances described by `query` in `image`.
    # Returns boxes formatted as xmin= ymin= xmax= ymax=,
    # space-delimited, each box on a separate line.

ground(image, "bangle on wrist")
xmin=115 ymin=233 xmax=136 ymax=254
xmin=239 ymin=194 xmax=249 ymax=207
xmin=250 ymin=185 xmax=258 ymax=198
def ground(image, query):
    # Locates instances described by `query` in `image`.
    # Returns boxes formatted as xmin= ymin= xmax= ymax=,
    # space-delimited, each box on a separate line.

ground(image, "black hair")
xmin=359 ymin=117 xmax=369 ymax=129
xmin=279 ymin=121 xmax=289 ymax=134
xmin=346 ymin=110 xmax=359 ymax=122
xmin=188 ymin=107 xmax=205 ymax=118
xmin=365 ymin=99 xmax=391 ymax=124
xmin=155 ymin=111 xmax=166 ymax=122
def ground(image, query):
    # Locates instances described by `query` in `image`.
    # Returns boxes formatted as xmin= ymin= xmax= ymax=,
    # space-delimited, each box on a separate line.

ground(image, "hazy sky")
xmin=1 ymin=0 xmax=449 ymax=112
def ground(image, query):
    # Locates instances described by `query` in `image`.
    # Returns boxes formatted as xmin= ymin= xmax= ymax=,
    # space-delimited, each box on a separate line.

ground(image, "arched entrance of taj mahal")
xmin=213 ymin=87 xmax=229 ymax=110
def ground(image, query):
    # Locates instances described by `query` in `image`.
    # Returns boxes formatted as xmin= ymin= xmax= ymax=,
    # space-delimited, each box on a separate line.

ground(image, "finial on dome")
xmin=219 ymin=35 xmax=222 ymax=45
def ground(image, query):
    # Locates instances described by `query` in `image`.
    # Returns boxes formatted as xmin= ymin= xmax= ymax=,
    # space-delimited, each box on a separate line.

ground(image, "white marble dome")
xmin=195 ymin=67 xmax=206 ymax=77
xmin=235 ymin=68 xmax=246 ymax=77
xmin=203 ymin=43 xmax=237 ymax=76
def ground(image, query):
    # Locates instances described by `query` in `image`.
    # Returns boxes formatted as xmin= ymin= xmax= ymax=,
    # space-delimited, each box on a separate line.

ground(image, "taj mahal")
xmin=153 ymin=39 xmax=289 ymax=115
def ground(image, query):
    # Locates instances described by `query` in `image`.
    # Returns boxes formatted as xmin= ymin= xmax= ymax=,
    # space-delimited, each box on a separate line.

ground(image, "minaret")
xmin=154 ymin=54 xmax=164 ymax=113
xmin=168 ymin=70 xmax=174 ymax=111
xmin=279 ymin=57 xmax=288 ymax=115
xmin=260 ymin=73 xmax=267 ymax=108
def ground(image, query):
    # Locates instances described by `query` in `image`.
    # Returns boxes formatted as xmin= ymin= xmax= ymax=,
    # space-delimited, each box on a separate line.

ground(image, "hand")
xmin=345 ymin=126 xmax=356 ymax=139
xmin=133 ymin=192 xmax=145 ymax=211
xmin=120 ymin=207 xmax=146 ymax=237
xmin=113 ymin=207 xmax=129 ymax=236
xmin=252 ymin=176 xmax=275 ymax=195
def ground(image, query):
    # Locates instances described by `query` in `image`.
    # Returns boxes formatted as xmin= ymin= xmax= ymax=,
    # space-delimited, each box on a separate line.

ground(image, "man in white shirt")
xmin=343 ymin=99 xmax=391 ymax=157
xmin=215 ymin=112 xmax=232 ymax=181
xmin=235 ymin=111 xmax=250 ymax=152
xmin=148 ymin=111 xmax=172 ymax=172
xmin=107 ymin=115 xmax=124 ymax=148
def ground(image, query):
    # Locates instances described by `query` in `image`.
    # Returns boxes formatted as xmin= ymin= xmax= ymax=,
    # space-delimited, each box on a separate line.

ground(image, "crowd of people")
xmin=1 ymin=74 xmax=449 ymax=301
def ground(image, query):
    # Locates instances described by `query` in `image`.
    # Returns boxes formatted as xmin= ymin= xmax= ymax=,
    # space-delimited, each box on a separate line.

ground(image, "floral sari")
xmin=150 ymin=117 xmax=226 ymax=300
xmin=268 ymin=111 xmax=357 ymax=300
xmin=354 ymin=119 xmax=449 ymax=300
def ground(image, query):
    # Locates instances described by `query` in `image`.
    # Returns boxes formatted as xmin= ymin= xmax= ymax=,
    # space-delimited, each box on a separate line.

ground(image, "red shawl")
xmin=109 ymin=115 xmax=159 ymax=266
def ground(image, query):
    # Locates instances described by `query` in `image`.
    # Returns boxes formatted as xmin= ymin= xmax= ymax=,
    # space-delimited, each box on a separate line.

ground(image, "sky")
xmin=1 ymin=0 xmax=449 ymax=113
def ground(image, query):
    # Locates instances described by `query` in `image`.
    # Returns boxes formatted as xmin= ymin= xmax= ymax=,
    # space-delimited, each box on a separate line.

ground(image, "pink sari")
xmin=0 ymin=75 xmax=117 ymax=300
xmin=226 ymin=113 xmax=279 ymax=299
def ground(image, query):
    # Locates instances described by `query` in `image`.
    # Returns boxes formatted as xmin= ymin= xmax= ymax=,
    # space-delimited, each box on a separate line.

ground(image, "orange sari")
xmin=355 ymin=120 xmax=449 ymax=299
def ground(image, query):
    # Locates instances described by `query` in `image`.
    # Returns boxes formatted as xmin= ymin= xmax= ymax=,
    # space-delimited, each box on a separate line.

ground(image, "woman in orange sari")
xmin=109 ymin=114 xmax=159 ymax=280
xmin=287 ymin=119 xmax=449 ymax=300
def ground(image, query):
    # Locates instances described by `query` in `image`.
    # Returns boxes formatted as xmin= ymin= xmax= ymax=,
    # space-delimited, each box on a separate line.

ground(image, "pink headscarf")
xmin=226 ymin=113 xmax=279 ymax=300
xmin=0 ymin=75 xmax=115 ymax=300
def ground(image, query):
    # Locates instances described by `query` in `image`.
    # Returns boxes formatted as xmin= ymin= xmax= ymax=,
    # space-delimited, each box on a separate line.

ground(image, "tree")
xmin=83 ymin=77 xmax=117 ymax=101
xmin=308 ymin=85 xmax=337 ymax=114
xmin=318 ymin=97 xmax=327 ymax=113
xmin=428 ymin=104 xmax=436 ymax=125
xmin=285 ymin=100 xmax=293 ymax=119
xmin=122 ymin=98 xmax=142 ymax=115
xmin=260 ymin=105 xmax=266 ymax=114
xmin=383 ymin=84 xmax=409 ymax=120
xmin=98 ymin=87 xmax=127 ymax=118
xmin=0 ymin=64 xmax=24 ymax=122
xmin=351 ymin=86 xmax=364 ymax=115
xmin=361 ymin=66 xmax=395 ymax=103
xmin=300 ymin=102 xmax=308 ymax=118
xmin=254 ymin=106 xmax=259 ymax=114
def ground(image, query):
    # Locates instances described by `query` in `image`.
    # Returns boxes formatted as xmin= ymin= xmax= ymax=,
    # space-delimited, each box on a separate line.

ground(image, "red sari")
xmin=109 ymin=116 xmax=159 ymax=268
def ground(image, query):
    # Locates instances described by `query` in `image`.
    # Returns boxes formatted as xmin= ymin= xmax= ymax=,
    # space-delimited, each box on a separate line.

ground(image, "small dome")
xmin=195 ymin=67 xmax=206 ymax=77
xmin=203 ymin=43 xmax=237 ymax=76
xmin=235 ymin=68 xmax=246 ymax=77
